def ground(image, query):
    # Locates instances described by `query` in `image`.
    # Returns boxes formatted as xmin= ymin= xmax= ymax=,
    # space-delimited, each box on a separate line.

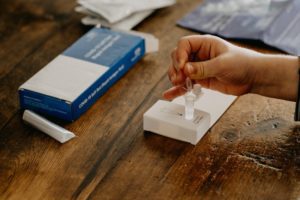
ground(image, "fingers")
xmin=168 ymin=64 xmax=177 ymax=84
xmin=168 ymin=48 xmax=186 ymax=86
xmin=163 ymin=85 xmax=186 ymax=100
xmin=176 ymin=35 xmax=223 ymax=69
xmin=166 ymin=35 xmax=227 ymax=99
xmin=168 ymin=65 xmax=186 ymax=85
xmin=169 ymin=35 xmax=218 ymax=83
xmin=171 ymin=48 xmax=180 ymax=70
xmin=184 ymin=59 xmax=219 ymax=80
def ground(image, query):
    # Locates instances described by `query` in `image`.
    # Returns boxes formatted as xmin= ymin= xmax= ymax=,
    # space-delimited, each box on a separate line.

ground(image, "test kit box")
xmin=19 ymin=27 xmax=145 ymax=121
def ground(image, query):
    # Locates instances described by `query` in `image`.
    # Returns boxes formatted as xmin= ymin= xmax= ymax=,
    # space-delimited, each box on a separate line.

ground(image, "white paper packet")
xmin=78 ymin=0 xmax=176 ymax=23
xmin=23 ymin=110 xmax=76 ymax=143
xmin=76 ymin=6 xmax=154 ymax=30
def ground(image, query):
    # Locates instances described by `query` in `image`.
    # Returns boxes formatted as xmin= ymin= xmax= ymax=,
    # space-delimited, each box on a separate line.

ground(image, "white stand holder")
xmin=143 ymin=100 xmax=210 ymax=145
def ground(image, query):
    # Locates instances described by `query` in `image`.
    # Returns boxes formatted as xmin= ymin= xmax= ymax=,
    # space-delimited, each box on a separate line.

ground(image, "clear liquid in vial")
xmin=185 ymin=91 xmax=196 ymax=120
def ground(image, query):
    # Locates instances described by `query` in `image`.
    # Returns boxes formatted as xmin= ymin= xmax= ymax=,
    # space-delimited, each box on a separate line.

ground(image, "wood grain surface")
xmin=1 ymin=0 xmax=300 ymax=199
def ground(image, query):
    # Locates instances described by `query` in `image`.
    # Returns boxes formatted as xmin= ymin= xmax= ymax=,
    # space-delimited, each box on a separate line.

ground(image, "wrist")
xmin=250 ymin=54 xmax=299 ymax=101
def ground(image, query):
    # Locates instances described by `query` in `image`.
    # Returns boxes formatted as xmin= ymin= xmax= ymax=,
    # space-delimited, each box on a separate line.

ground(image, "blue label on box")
xmin=63 ymin=28 xmax=143 ymax=67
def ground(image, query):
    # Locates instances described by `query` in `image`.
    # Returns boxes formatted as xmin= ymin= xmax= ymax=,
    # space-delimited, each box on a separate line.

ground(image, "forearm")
xmin=250 ymin=54 xmax=299 ymax=101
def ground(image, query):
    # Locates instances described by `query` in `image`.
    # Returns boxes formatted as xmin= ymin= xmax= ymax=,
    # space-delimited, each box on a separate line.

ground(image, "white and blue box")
xmin=19 ymin=27 xmax=145 ymax=121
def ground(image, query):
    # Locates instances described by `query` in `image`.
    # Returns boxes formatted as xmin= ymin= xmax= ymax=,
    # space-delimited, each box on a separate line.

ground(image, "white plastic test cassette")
xmin=143 ymin=100 xmax=210 ymax=145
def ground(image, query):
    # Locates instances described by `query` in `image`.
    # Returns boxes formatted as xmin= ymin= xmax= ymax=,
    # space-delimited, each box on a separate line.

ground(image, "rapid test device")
xmin=143 ymin=78 xmax=211 ymax=145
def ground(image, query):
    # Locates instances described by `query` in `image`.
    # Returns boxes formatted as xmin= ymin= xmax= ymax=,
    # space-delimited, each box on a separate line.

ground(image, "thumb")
xmin=184 ymin=59 xmax=218 ymax=80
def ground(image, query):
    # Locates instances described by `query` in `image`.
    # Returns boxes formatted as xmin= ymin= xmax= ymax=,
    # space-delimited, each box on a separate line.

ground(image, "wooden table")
xmin=1 ymin=0 xmax=300 ymax=199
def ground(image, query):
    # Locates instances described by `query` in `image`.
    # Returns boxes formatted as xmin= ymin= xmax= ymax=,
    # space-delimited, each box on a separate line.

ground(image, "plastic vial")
xmin=185 ymin=91 xmax=196 ymax=120
xmin=184 ymin=78 xmax=196 ymax=120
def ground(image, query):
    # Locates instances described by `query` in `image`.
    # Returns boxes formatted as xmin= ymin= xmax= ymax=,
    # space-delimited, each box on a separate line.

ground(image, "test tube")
xmin=184 ymin=78 xmax=196 ymax=120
